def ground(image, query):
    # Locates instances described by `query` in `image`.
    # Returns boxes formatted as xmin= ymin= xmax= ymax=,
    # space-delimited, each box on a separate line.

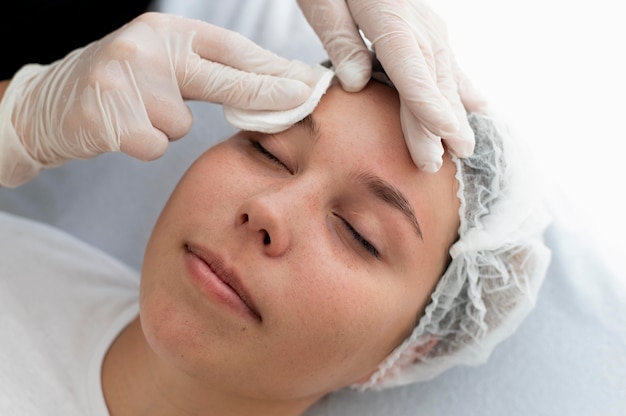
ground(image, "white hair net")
xmin=356 ymin=92 xmax=552 ymax=390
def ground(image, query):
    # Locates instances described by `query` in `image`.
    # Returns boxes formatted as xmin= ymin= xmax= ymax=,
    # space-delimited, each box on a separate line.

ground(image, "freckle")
xmin=241 ymin=327 xmax=247 ymax=332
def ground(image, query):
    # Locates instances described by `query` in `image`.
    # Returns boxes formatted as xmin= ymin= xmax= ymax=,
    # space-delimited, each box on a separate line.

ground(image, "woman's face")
xmin=140 ymin=82 xmax=460 ymax=402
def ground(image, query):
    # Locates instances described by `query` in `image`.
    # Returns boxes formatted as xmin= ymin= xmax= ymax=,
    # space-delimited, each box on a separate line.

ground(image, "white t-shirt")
xmin=0 ymin=211 xmax=140 ymax=415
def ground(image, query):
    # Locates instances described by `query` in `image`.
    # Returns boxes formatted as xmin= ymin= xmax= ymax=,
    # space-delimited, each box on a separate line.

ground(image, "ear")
xmin=352 ymin=337 xmax=439 ymax=385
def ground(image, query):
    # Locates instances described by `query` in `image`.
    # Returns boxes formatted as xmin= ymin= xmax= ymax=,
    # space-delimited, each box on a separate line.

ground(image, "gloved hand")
xmin=297 ymin=0 xmax=488 ymax=172
xmin=0 ymin=12 xmax=325 ymax=187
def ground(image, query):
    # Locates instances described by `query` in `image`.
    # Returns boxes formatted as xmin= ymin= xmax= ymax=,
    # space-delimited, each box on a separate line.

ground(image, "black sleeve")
xmin=1 ymin=0 xmax=153 ymax=80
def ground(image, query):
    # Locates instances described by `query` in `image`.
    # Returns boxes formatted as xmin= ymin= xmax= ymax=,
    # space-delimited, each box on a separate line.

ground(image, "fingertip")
xmin=448 ymin=136 xmax=475 ymax=158
xmin=407 ymin=138 xmax=443 ymax=172
xmin=120 ymin=129 xmax=169 ymax=161
xmin=284 ymin=81 xmax=313 ymax=108
xmin=334 ymin=58 xmax=372 ymax=92
xmin=255 ymin=78 xmax=312 ymax=110
xmin=405 ymin=135 xmax=444 ymax=173
xmin=444 ymin=119 xmax=476 ymax=158
xmin=164 ymin=105 xmax=194 ymax=140
xmin=404 ymin=95 xmax=460 ymax=138
xmin=407 ymin=139 xmax=443 ymax=172
xmin=269 ymin=63 xmax=332 ymax=109
xmin=416 ymin=158 xmax=443 ymax=173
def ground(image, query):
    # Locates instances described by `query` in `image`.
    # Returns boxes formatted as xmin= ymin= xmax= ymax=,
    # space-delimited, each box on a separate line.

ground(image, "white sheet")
xmin=0 ymin=0 xmax=624 ymax=414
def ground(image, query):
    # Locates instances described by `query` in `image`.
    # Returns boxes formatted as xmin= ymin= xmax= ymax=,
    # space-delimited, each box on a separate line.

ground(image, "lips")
xmin=183 ymin=243 xmax=262 ymax=322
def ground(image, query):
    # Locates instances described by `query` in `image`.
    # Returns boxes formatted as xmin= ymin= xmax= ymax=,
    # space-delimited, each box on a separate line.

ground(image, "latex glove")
xmin=0 ymin=12 xmax=325 ymax=187
xmin=297 ymin=0 xmax=488 ymax=172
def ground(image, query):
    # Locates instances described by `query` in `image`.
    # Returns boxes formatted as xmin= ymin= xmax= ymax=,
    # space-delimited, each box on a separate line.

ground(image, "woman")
xmin=0 ymin=70 xmax=550 ymax=414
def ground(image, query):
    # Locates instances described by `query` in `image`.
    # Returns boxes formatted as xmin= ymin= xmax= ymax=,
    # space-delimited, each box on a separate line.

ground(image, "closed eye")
xmin=249 ymin=139 xmax=291 ymax=172
xmin=339 ymin=217 xmax=380 ymax=259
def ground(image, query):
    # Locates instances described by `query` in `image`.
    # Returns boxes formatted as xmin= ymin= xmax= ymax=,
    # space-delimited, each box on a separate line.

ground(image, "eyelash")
xmin=340 ymin=217 xmax=380 ymax=259
xmin=250 ymin=139 xmax=289 ymax=171
xmin=250 ymin=139 xmax=379 ymax=259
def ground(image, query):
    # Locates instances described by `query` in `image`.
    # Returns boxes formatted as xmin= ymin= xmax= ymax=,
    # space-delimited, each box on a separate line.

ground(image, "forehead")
xmin=311 ymin=82 xmax=409 ymax=165
xmin=310 ymin=81 xmax=457 ymax=192
xmin=310 ymin=81 xmax=460 ymax=245
xmin=314 ymin=81 xmax=402 ymax=139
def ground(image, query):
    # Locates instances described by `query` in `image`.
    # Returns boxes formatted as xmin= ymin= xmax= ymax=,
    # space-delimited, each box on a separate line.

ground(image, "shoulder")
xmin=0 ymin=210 xmax=139 ymax=415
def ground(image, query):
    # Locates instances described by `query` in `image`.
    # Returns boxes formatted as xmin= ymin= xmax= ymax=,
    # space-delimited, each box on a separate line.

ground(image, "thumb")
xmin=297 ymin=0 xmax=372 ymax=91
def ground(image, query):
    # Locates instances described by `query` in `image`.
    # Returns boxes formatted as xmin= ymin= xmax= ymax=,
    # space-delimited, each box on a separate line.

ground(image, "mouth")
xmin=183 ymin=243 xmax=262 ymax=322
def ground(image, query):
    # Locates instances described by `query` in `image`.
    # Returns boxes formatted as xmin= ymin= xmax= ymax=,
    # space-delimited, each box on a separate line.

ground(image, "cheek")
xmin=140 ymin=285 xmax=200 ymax=358
xmin=155 ymin=146 xmax=259 ymax=233
xmin=139 ymin=255 xmax=210 ymax=376
xmin=267 ymin=253 xmax=419 ymax=388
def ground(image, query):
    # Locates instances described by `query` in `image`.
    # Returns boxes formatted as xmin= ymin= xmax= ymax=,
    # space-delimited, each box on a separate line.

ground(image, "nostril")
xmin=263 ymin=231 xmax=271 ymax=245
xmin=241 ymin=213 xmax=249 ymax=224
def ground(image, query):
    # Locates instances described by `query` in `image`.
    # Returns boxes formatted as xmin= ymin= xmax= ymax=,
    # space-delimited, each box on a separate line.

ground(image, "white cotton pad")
xmin=223 ymin=68 xmax=335 ymax=133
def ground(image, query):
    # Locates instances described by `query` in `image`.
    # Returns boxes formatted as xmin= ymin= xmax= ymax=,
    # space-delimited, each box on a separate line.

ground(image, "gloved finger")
xmin=441 ymin=114 xmax=476 ymax=160
xmin=132 ymin=13 xmax=319 ymax=110
xmin=75 ymin=84 xmax=168 ymax=160
xmin=114 ymin=64 xmax=194 ymax=143
xmin=433 ymin=47 xmax=475 ymax=158
xmin=182 ymin=59 xmax=313 ymax=111
xmin=186 ymin=16 xmax=323 ymax=85
xmin=119 ymin=129 xmax=170 ymax=161
xmin=297 ymin=0 xmax=372 ymax=91
xmin=375 ymin=35 xmax=459 ymax=139
xmin=105 ymin=15 xmax=194 ymax=142
xmin=142 ymin=96 xmax=193 ymax=143
xmin=96 ymin=83 xmax=172 ymax=161
xmin=350 ymin=2 xmax=460 ymax=138
xmin=400 ymin=100 xmax=445 ymax=173
xmin=173 ymin=26 xmax=316 ymax=109
xmin=452 ymin=59 xmax=489 ymax=114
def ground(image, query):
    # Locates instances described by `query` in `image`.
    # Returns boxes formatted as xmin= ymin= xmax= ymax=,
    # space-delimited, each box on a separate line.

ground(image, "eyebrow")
xmin=294 ymin=114 xmax=424 ymax=241
xmin=352 ymin=170 xmax=424 ymax=241
xmin=295 ymin=114 xmax=320 ymax=139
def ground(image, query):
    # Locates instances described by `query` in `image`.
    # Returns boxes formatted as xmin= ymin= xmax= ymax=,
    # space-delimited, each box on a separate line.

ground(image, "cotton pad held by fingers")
xmin=223 ymin=67 xmax=335 ymax=133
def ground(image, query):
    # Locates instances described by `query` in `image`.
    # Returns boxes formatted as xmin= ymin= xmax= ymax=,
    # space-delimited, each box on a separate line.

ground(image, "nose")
xmin=236 ymin=193 xmax=293 ymax=257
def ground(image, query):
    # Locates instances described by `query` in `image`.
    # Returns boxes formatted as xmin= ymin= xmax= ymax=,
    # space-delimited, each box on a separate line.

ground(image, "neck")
xmin=101 ymin=317 xmax=319 ymax=416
